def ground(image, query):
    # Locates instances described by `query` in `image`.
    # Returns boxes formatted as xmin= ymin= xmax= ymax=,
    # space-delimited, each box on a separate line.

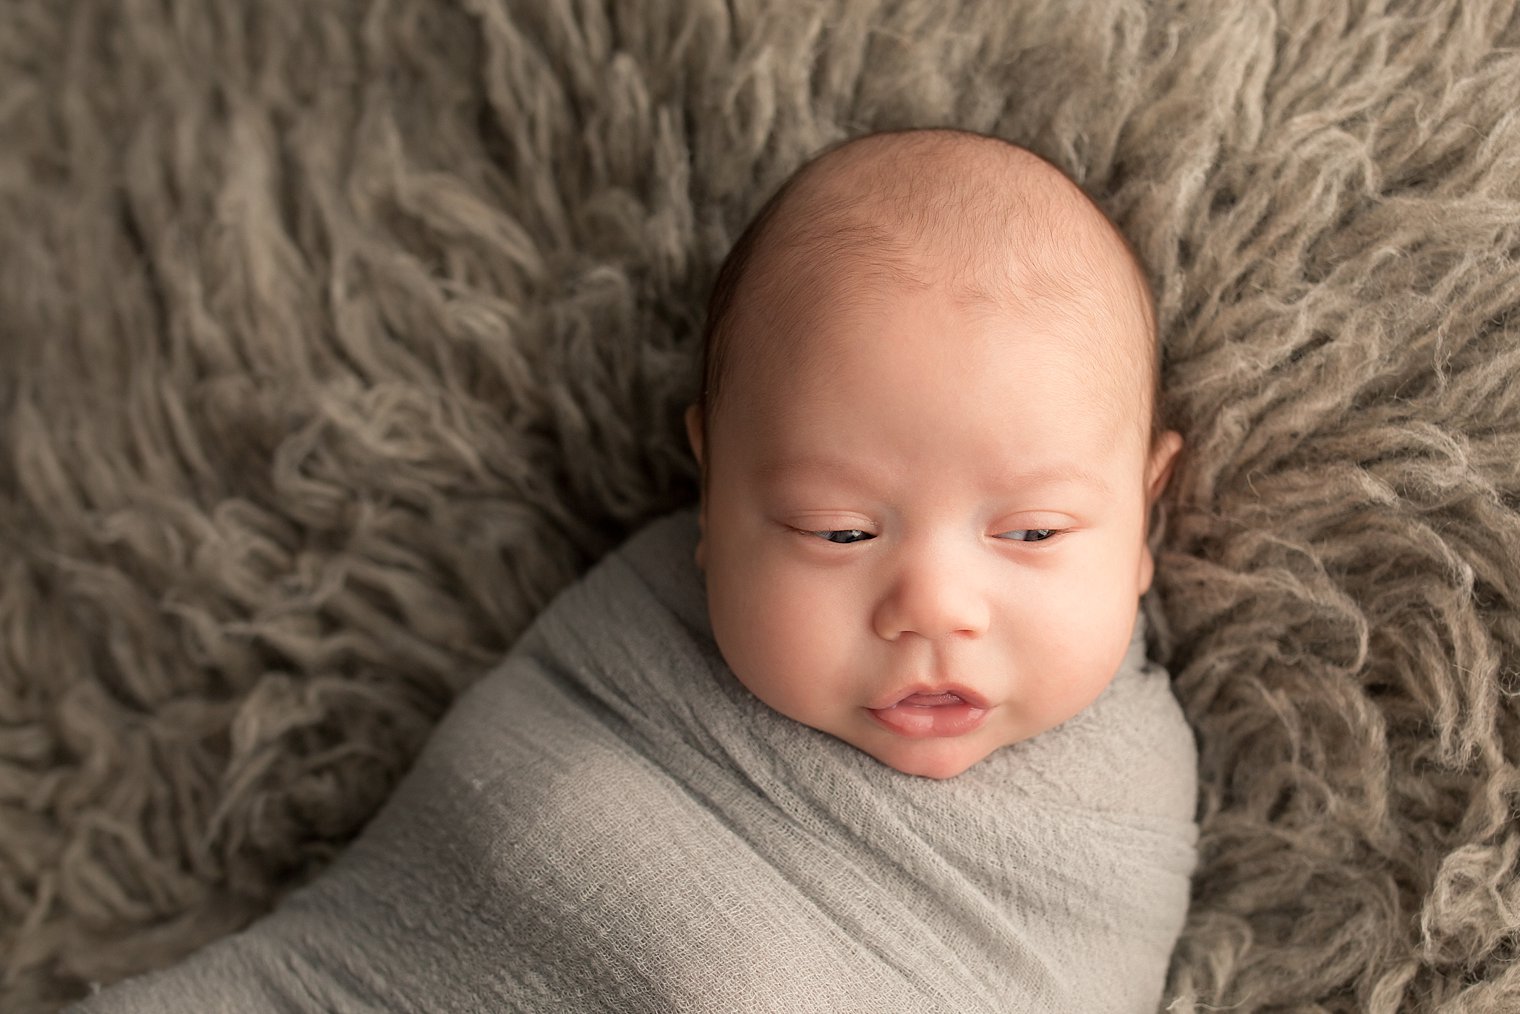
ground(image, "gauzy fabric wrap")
xmin=72 ymin=506 xmax=1199 ymax=1013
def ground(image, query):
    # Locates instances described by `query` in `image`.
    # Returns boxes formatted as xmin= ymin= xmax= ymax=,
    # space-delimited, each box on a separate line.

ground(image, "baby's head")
xmin=684 ymin=128 xmax=1182 ymax=779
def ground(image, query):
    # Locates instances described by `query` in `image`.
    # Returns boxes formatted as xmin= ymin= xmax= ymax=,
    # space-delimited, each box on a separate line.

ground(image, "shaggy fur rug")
xmin=3 ymin=0 xmax=1519 ymax=1010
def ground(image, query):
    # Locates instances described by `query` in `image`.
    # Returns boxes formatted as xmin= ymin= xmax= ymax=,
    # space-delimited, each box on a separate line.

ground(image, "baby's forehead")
xmin=748 ymin=192 xmax=1142 ymax=368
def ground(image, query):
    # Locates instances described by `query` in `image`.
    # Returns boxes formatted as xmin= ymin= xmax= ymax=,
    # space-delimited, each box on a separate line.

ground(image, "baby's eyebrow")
xmin=760 ymin=455 xmax=1112 ymax=495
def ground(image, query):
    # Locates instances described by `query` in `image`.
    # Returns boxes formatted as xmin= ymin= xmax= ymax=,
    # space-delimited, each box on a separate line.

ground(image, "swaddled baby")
xmin=72 ymin=129 xmax=1198 ymax=1014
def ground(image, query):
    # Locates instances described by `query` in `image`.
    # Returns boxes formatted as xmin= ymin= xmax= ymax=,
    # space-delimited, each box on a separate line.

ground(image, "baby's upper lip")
xmin=868 ymin=683 xmax=989 ymax=711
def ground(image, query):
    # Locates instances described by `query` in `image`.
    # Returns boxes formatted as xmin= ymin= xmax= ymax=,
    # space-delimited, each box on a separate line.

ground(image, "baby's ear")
xmin=684 ymin=404 xmax=705 ymax=468
xmin=1146 ymin=430 xmax=1183 ymax=505
xmin=684 ymin=405 xmax=707 ymax=571
xmin=1137 ymin=431 xmax=1183 ymax=596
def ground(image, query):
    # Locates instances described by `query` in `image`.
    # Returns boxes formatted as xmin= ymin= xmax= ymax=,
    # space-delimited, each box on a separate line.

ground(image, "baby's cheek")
xmin=1025 ymin=571 xmax=1134 ymax=696
xmin=711 ymin=554 xmax=842 ymax=707
xmin=763 ymin=572 xmax=853 ymax=700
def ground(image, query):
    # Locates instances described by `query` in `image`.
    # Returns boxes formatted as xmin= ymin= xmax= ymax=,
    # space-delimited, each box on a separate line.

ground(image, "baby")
xmin=72 ymin=128 xmax=1197 ymax=1014
xmin=684 ymin=126 xmax=1183 ymax=779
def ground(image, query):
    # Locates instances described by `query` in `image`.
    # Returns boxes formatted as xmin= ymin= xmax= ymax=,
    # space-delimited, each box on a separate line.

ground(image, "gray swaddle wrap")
xmin=73 ymin=506 xmax=1198 ymax=1013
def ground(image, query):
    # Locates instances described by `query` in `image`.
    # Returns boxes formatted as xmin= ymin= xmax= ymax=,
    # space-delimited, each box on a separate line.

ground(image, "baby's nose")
xmin=870 ymin=554 xmax=991 ymax=642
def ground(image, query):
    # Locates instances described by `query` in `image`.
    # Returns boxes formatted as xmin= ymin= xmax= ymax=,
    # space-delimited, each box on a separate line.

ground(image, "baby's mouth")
xmin=866 ymin=686 xmax=990 ymax=738
xmin=868 ymin=684 xmax=990 ymax=711
xmin=896 ymin=692 xmax=965 ymax=707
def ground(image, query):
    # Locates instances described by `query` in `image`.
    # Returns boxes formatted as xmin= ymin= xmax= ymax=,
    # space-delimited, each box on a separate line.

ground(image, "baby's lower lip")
xmin=867 ymin=698 xmax=989 ymax=738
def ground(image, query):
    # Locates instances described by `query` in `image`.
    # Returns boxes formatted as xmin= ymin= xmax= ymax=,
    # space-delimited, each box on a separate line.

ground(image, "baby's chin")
xmin=858 ymin=735 xmax=1004 ymax=780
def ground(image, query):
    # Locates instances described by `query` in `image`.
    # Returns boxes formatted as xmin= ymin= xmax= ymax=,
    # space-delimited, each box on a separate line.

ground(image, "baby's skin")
xmin=685 ymin=128 xmax=1183 ymax=779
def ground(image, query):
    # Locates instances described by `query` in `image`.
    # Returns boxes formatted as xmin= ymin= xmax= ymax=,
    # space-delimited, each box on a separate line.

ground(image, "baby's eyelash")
xmin=997 ymin=529 xmax=1058 ymax=543
xmin=801 ymin=528 xmax=1061 ymax=545
xmin=807 ymin=529 xmax=873 ymax=545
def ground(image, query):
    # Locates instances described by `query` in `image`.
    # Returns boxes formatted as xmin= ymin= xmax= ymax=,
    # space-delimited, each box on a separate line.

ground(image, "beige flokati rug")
xmin=2 ymin=0 xmax=1519 ymax=1010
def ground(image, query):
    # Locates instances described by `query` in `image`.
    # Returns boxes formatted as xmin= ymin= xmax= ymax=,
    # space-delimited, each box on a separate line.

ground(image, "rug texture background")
xmin=3 ymin=0 xmax=1519 ymax=1010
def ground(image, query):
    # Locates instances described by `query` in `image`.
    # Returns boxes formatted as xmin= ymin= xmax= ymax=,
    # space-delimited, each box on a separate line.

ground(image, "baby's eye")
xmin=997 ymin=529 xmax=1057 ymax=543
xmin=806 ymin=528 xmax=1057 ymax=545
xmin=809 ymin=529 xmax=874 ymax=544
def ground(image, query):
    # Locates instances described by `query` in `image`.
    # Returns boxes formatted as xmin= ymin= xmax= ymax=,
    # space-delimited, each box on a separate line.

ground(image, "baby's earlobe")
xmin=1137 ymin=543 xmax=1156 ymax=596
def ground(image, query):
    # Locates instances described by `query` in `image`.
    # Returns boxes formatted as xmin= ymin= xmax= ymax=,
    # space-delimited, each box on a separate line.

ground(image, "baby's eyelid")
xmin=800 ymin=527 xmax=1062 ymax=544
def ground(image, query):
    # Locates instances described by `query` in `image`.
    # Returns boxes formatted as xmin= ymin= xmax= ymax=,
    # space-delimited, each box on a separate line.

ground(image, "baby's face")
xmin=687 ymin=252 xmax=1180 ymax=780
